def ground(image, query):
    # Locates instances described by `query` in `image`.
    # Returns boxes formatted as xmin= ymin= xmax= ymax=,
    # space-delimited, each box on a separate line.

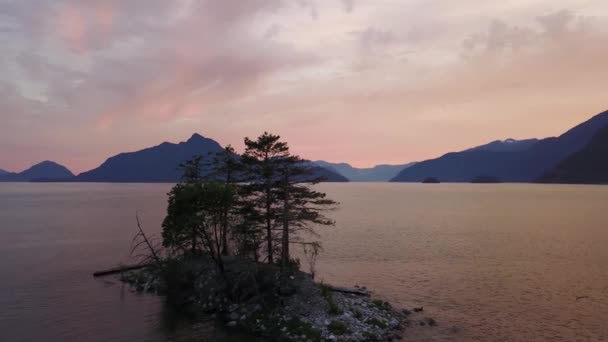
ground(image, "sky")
xmin=1 ymin=0 xmax=608 ymax=174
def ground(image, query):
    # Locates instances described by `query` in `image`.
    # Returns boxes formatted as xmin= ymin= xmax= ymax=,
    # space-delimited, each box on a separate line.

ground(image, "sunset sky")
xmin=2 ymin=0 xmax=608 ymax=173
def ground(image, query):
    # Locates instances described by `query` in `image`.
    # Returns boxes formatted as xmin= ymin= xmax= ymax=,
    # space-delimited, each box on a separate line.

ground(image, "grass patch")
xmin=245 ymin=313 xmax=322 ymax=341
xmin=372 ymin=299 xmax=391 ymax=311
xmin=327 ymin=320 xmax=350 ymax=336
xmin=368 ymin=317 xmax=388 ymax=329
xmin=319 ymin=284 xmax=343 ymax=315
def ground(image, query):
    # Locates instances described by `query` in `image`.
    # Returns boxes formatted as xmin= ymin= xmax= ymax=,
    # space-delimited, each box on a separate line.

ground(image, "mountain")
xmin=76 ymin=134 xmax=224 ymax=182
xmin=0 ymin=161 xmax=74 ymax=182
xmin=76 ymin=134 xmax=347 ymax=183
xmin=464 ymin=138 xmax=539 ymax=152
xmin=0 ymin=169 xmax=7 ymax=175
xmin=391 ymin=110 xmax=608 ymax=182
xmin=537 ymin=123 xmax=608 ymax=184
xmin=313 ymin=161 xmax=415 ymax=182
xmin=308 ymin=166 xmax=349 ymax=182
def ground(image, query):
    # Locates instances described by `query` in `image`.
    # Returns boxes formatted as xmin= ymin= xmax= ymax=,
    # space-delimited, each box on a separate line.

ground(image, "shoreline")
xmin=117 ymin=258 xmax=440 ymax=341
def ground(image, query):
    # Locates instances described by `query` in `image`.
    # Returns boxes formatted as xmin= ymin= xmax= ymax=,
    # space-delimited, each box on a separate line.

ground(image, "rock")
xmin=229 ymin=312 xmax=239 ymax=321
xmin=413 ymin=307 xmax=424 ymax=313
xmin=401 ymin=309 xmax=411 ymax=316
xmin=226 ymin=321 xmax=237 ymax=327
xmin=425 ymin=317 xmax=437 ymax=326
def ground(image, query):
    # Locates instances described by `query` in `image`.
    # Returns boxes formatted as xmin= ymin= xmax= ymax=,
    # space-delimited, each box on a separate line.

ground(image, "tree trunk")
xmin=281 ymin=178 xmax=290 ymax=268
xmin=265 ymin=186 xmax=274 ymax=264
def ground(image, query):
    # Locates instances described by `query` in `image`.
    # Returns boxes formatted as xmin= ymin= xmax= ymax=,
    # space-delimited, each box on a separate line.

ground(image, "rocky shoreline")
xmin=120 ymin=258 xmax=436 ymax=341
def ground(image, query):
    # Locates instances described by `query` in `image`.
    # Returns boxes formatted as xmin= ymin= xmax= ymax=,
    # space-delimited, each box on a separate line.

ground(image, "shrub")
xmin=328 ymin=320 xmax=350 ymax=336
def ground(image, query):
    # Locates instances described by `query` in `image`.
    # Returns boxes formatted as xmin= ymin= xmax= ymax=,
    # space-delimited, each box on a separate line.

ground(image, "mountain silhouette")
xmin=0 ymin=169 xmax=7 ymax=175
xmin=537 ymin=123 xmax=608 ymax=184
xmin=0 ymin=161 xmax=74 ymax=182
xmin=464 ymin=138 xmax=539 ymax=152
xmin=307 ymin=166 xmax=349 ymax=182
xmin=76 ymin=134 xmax=225 ymax=182
xmin=313 ymin=161 xmax=415 ymax=182
xmin=76 ymin=134 xmax=347 ymax=183
xmin=391 ymin=110 xmax=608 ymax=182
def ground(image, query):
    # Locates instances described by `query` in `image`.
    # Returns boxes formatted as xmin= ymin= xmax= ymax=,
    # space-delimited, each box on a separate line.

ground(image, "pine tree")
xmin=241 ymin=132 xmax=337 ymax=266
xmin=241 ymin=132 xmax=289 ymax=264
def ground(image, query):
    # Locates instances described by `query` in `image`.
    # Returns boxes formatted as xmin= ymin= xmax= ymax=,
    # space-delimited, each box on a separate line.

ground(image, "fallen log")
xmin=327 ymin=285 xmax=370 ymax=296
xmin=93 ymin=263 xmax=151 ymax=277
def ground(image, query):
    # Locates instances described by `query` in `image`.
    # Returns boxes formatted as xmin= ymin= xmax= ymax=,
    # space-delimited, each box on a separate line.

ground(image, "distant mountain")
xmin=313 ymin=161 xmax=415 ymax=182
xmin=76 ymin=134 xmax=225 ymax=182
xmin=0 ymin=161 xmax=74 ymax=182
xmin=391 ymin=110 xmax=608 ymax=182
xmin=76 ymin=134 xmax=347 ymax=183
xmin=464 ymin=138 xmax=539 ymax=152
xmin=308 ymin=166 xmax=349 ymax=182
xmin=0 ymin=169 xmax=7 ymax=175
xmin=537 ymin=123 xmax=608 ymax=184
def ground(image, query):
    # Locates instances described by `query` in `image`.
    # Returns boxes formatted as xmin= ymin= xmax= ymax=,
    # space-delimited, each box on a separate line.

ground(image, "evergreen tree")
xmin=241 ymin=132 xmax=337 ymax=266
xmin=206 ymin=145 xmax=244 ymax=255
xmin=241 ymin=132 xmax=290 ymax=264
xmin=179 ymin=155 xmax=204 ymax=183
xmin=275 ymin=154 xmax=337 ymax=268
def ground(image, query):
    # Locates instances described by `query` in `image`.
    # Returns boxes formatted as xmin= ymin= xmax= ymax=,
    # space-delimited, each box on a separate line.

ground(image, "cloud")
xmin=2 ymin=1 xmax=608 ymax=171
xmin=341 ymin=0 xmax=355 ymax=13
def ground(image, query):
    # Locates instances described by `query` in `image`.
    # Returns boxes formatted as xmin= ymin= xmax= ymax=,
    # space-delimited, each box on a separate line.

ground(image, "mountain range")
xmin=0 ymin=161 xmax=74 ymax=182
xmin=313 ymin=161 xmax=415 ymax=182
xmin=391 ymin=110 xmax=608 ymax=183
xmin=74 ymin=134 xmax=347 ymax=183
xmin=464 ymin=138 xmax=539 ymax=153
xmin=537 ymin=123 xmax=608 ymax=184
xmin=2 ymin=110 xmax=608 ymax=184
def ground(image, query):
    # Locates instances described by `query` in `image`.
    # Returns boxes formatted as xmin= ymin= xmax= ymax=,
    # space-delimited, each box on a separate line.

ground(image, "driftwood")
xmin=327 ymin=285 xmax=370 ymax=296
xmin=93 ymin=263 xmax=151 ymax=277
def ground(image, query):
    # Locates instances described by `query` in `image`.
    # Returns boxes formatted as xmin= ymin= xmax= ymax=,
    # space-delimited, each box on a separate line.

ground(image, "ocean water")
xmin=0 ymin=183 xmax=606 ymax=341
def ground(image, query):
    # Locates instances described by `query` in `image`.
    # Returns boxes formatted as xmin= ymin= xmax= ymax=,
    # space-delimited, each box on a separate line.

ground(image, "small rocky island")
xmin=421 ymin=177 xmax=440 ymax=183
xmin=121 ymin=258 xmax=417 ymax=341
xmin=470 ymin=175 xmax=502 ymax=183
xmin=106 ymin=133 xmax=433 ymax=341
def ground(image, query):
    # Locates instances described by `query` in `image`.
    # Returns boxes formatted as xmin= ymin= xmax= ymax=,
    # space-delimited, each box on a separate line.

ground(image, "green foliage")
xmin=161 ymin=131 xmax=338 ymax=274
xmin=327 ymin=320 xmax=350 ymax=336
xmin=161 ymin=181 xmax=237 ymax=271
xmin=245 ymin=313 xmax=322 ymax=341
xmin=240 ymin=132 xmax=338 ymax=267
xmin=368 ymin=317 xmax=388 ymax=329
xmin=372 ymin=299 xmax=392 ymax=311
xmin=161 ymin=182 xmax=205 ymax=255
xmin=319 ymin=284 xmax=343 ymax=315
xmin=179 ymin=155 xmax=204 ymax=183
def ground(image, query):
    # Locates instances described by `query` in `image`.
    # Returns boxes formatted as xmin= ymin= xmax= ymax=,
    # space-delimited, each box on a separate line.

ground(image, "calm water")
xmin=0 ymin=183 xmax=607 ymax=341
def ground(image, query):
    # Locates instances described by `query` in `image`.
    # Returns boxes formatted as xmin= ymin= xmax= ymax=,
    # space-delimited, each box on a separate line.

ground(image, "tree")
xmin=179 ymin=155 xmax=204 ymax=183
xmin=161 ymin=181 xmax=237 ymax=272
xmin=206 ymin=145 xmax=245 ymax=255
xmin=241 ymin=132 xmax=338 ymax=267
xmin=162 ymin=182 xmax=205 ymax=255
xmin=241 ymin=132 xmax=290 ymax=264
xmin=275 ymin=154 xmax=338 ymax=268
xmin=194 ymin=182 xmax=237 ymax=272
xmin=207 ymin=145 xmax=243 ymax=184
